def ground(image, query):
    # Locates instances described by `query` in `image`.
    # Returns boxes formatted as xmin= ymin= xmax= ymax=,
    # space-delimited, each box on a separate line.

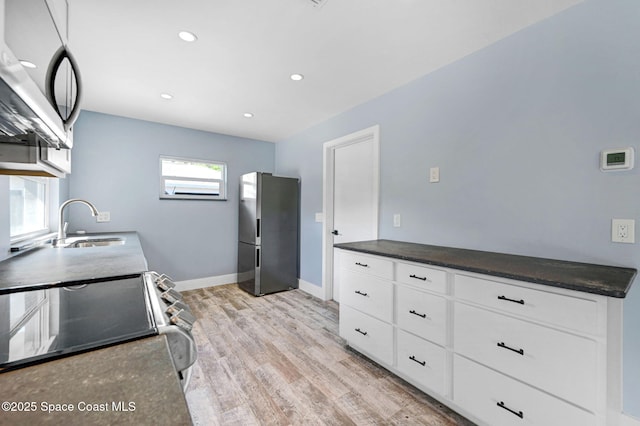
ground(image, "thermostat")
xmin=601 ymin=147 xmax=634 ymax=171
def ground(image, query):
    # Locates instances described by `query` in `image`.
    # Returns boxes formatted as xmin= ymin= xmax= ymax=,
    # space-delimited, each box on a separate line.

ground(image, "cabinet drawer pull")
xmin=409 ymin=355 xmax=427 ymax=366
xmin=355 ymin=328 xmax=368 ymax=336
xmin=355 ymin=262 xmax=369 ymax=268
xmin=409 ymin=274 xmax=427 ymax=281
xmin=498 ymin=295 xmax=525 ymax=305
xmin=409 ymin=309 xmax=427 ymax=319
xmin=497 ymin=342 xmax=524 ymax=356
xmin=354 ymin=290 xmax=368 ymax=297
xmin=497 ymin=401 xmax=524 ymax=419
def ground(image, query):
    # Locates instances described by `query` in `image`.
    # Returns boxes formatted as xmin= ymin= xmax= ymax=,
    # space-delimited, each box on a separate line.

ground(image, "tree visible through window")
xmin=160 ymin=156 xmax=227 ymax=200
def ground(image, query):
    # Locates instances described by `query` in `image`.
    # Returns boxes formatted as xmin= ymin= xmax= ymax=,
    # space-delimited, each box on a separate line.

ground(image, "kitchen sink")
xmin=68 ymin=238 xmax=125 ymax=248
xmin=53 ymin=237 xmax=125 ymax=248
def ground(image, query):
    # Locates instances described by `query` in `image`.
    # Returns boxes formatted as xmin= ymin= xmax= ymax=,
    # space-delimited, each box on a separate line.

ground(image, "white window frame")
xmin=159 ymin=155 xmax=228 ymax=201
xmin=9 ymin=176 xmax=51 ymax=244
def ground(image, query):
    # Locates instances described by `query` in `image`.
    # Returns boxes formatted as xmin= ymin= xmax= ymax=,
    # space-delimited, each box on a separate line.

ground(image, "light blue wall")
xmin=275 ymin=0 xmax=640 ymax=417
xmin=68 ymin=111 xmax=275 ymax=281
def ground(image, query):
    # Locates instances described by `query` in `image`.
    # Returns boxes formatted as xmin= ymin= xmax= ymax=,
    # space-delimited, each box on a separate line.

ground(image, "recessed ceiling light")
xmin=290 ymin=73 xmax=304 ymax=81
xmin=243 ymin=112 xmax=254 ymax=118
xmin=178 ymin=31 xmax=198 ymax=42
xmin=20 ymin=60 xmax=36 ymax=69
xmin=160 ymin=93 xmax=173 ymax=100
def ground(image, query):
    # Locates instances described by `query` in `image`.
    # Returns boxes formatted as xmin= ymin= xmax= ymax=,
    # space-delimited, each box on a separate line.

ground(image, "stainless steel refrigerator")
xmin=237 ymin=172 xmax=300 ymax=296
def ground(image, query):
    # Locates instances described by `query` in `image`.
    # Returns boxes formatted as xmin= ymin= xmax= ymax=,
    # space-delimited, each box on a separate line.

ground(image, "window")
xmin=10 ymin=176 xmax=50 ymax=242
xmin=160 ymin=156 xmax=227 ymax=200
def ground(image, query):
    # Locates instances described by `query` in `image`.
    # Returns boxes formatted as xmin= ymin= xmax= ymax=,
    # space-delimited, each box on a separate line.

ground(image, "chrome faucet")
xmin=57 ymin=198 xmax=100 ymax=243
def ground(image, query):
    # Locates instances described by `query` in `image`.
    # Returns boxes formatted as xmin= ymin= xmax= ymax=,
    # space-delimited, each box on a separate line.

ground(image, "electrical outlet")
xmin=429 ymin=167 xmax=440 ymax=183
xmin=393 ymin=214 xmax=401 ymax=227
xmin=612 ymin=219 xmax=635 ymax=243
xmin=96 ymin=211 xmax=111 ymax=223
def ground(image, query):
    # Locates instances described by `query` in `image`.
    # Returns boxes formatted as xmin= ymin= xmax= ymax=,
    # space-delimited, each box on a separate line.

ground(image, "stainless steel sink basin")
xmin=68 ymin=238 xmax=125 ymax=248
xmin=53 ymin=237 xmax=125 ymax=248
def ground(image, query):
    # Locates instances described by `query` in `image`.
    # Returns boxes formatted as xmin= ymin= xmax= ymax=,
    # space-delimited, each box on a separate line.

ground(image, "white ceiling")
xmin=68 ymin=0 xmax=582 ymax=143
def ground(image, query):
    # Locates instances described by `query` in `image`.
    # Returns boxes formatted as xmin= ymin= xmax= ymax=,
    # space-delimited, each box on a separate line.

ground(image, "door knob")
xmin=331 ymin=230 xmax=339 ymax=235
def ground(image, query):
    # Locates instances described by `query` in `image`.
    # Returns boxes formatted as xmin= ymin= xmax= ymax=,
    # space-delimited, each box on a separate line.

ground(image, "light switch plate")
xmin=612 ymin=219 xmax=635 ymax=243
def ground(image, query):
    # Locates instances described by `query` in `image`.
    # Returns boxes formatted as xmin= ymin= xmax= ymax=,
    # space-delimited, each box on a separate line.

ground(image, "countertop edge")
xmin=0 ymin=231 xmax=149 ymax=294
xmin=335 ymin=240 xmax=637 ymax=298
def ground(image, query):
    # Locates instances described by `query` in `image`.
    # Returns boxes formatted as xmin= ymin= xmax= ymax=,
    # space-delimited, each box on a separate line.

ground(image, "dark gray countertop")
xmin=0 ymin=335 xmax=192 ymax=426
xmin=0 ymin=232 xmax=148 ymax=294
xmin=335 ymin=239 xmax=637 ymax=298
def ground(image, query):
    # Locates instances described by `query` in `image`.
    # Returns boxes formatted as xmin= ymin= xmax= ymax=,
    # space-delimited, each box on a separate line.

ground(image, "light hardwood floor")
xmin=182 ymin=284 xmax=474 ymax=426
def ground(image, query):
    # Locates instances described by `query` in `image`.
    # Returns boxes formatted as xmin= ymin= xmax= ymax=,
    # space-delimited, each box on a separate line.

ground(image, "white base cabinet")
xmin=336 ymin=248 xmax=623 ymax=426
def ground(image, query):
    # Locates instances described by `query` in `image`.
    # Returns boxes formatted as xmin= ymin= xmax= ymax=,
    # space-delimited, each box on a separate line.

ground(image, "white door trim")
xmin=321 ymin=125 xmax=380 ymax=301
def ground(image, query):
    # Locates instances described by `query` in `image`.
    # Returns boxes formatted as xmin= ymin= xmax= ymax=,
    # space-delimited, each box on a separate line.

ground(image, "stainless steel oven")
xmin=0 ymin=272 xmax=197 ymax=391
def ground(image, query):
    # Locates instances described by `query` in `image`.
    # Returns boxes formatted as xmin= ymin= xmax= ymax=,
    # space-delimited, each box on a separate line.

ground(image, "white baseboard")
xmin=622 ymin=413 xmax=640 ymax=426
xmin=298 ymin=279 xmax=324 ymax=299
xmin=175 ymin=273 xmax=237 ymax=291
xmin=175 ymin=275 xmax=325 ymax=298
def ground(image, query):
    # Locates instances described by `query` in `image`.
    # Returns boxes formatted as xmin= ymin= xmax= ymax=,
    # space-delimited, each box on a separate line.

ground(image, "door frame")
xmin=321 ymin=124 xmax=380 ymax=301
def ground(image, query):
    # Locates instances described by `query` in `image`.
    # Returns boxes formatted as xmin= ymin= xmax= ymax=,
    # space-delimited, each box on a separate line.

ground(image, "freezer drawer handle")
xmin=409 ymin=355 xmax=426 ymax=367
xmin=497 ymin=401 xmax=524 ymax=419
xmin=355 ymin=290 xmax=368 ymax=297
xmin=409 ymin=274 xmax=428 ymax=281
xmin=355 ymin=328 xmax=368 ymax=336
xmin=355 ymin=262 xmax=369 ymax=268
xmin=497 ymin=342 xmax=524 ymax=356
xmin=498 ymin=295 xmax=525 ymax=305
xmin=409 ymin=309 xmax=427 ymax=319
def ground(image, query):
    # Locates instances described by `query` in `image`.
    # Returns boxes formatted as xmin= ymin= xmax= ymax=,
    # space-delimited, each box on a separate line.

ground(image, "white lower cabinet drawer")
xmin=454 ymin=302 xmax=597 ymax=411
xmin=339 ymin=305 xmax=393 ymax=365
xmin=396 ymin=262 xmax=447 ymax=294
xmin=340 ymin=251 xmax=393 ymax=280
xmin=340 ymin=269 xmax=393 ymax=322
xmin=454 ymin=355 xmax=596 ymax=426
xmin=396 ymin=330 xmax=445 ymax=395
xmin=455 ymin=274 xmax=598 ymax=334
xmin=397 ymin=285 xmax=447 ymax=345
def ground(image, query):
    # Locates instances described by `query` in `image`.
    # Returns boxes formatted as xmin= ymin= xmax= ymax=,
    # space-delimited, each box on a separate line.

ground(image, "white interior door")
xmin=333 ymin=140 xmax=377 ymax=245
xmin=325 ymin=126 xmax=379 ymax=301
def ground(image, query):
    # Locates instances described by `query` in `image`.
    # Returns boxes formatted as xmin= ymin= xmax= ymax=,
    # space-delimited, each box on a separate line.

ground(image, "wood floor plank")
xmin=183 ymin=284 xmax=475 ymax=426
xmin=220 ymin=403 xmax=260 ymax=426
xmin=253 ymin=362 xmax=318 ymax=425
xmin=220 ymin=347 xmax=291 ymax=426
xmin=289 ymin=377 xmax=356 ymax=426
xmin=334 ymin=391 xmax=388 ymax=425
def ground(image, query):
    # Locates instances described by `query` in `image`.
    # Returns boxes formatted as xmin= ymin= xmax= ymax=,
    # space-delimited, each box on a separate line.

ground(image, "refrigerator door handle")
xmin=256 ymin=219 xmax=260 ymax=238
xmin=256 ymin=248 xmax=260 ymax=267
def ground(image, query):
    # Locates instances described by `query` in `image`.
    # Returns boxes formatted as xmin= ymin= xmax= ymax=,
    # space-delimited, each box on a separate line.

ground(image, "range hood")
xmin=0 ymin=132 xmax=70 ymax=178
xmin=0 ymin=77 xmax=71 ymax=178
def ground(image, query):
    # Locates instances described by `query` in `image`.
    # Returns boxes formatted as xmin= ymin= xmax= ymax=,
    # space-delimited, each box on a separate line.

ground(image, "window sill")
xmin=9 ymin=232 xmax=56 ymax=256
